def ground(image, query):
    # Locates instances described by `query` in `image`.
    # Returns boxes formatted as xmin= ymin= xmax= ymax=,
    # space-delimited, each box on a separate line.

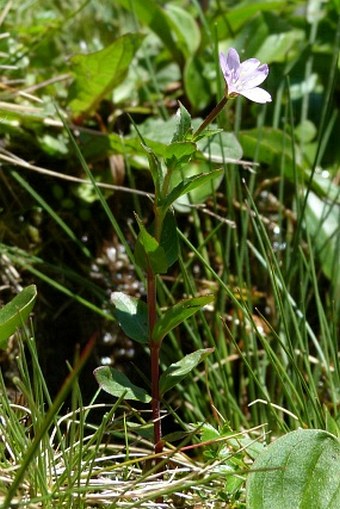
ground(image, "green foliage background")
xmin=0 ymin=1 xmax=339 ymax=505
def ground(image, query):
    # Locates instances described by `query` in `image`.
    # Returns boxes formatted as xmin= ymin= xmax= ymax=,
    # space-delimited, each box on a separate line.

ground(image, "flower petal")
xmin=240 ymin=87 xmax=272 ymax=103
xmin=239 ymin=64 xmax=269 ymax=89
xmin=226 ymin=48 xmax=240 ymax=76
xmin=219 ymin=52 xmax=229 ymax=78
xmin=239 ymin=58 xmax=262 ymax=74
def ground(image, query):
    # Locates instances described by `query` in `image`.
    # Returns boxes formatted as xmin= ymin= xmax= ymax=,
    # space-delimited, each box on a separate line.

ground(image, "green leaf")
xmin=238 ymin=128 xmax=337 ymax=197
xmin=152 ymin=294 xmax=214 ymax=343
xmin=171 ymin=102 xmax=192 ymax=143
xmin=141 ymin=143 xmax=164 ymax=197
xmin=164 ymin=4 xmax=201 ymax=58
xmin=164 ymin=141 xmax=196 ymax=170
xmin=77 ymin=114 xmax=190 ymax=164
xmin=159 ymin=211 xmax=179 ymax=268
xmin=170 ymin=160 xmax=224 ymax=213
xmin=111 ymin=292 xmax=148 ymax=344
xmin=137 ymin=116 xmax=178 ymax=146
xmin=239 ymin=128 xmax=316 ymax=186
xmin=37 ymin=134 xmax=69 ymax=157
xmin=295 ymin=120 xmax=317 ymax=144
xmin=214 ymin=1 xmax=286 ymax=37
xmin=200 ymin=423 xmax=221 ymax=443
xmin=256 ymin=29 xmax=305 ymax=63
xmin=246 ymin=429 xmax=340 ymax=509
xmin=324 ymin=406 xmax=340 ymax=438
xmin=159 ymin=348 xmax=213 ymax=395
xmin=94 ymin=366 xmax=151 ymax=403
xmin=68 ymin=33 xmax=145 ymax=115
xmin=305 ymin=191 xmax=340 ymax=298
xmin=161 ymin=169 xmax=223 ymax=212
xmin=184 ymin=54 xmax=212 ymax=111
xmin=113 ymin=0 xmax=182 ymax=64
xmin=134 ymin=218 xmax=169 ymax=274
xmin=198 ymin=132 xmax=243 ymax=162
xmin=0 ymin=285 xmax=37 ymax=349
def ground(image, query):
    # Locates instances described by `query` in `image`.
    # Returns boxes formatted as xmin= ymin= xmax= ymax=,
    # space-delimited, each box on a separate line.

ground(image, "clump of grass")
xmin=0 ymin=328 xmax=259 ymax=508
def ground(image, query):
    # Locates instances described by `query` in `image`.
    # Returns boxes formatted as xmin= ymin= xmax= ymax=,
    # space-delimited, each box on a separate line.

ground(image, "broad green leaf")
xmin=152 ymin=294 xmax=214 ymax=343
xmin=239 ymin=128 xmax=317 ymax=186
xmin=184 ymin=54 xmax=212 ymax=112
xmin=68 ymin=33 xmax=144 ymax=115
xmin=307 ymin=0 xmax=328 ymax=23
xmin=37 ymin=134 xmax=69 ymax=157
xmin=137 ymin=116 xmax=178 ymax=145
xmin=159 ymin=348 xmax=213 ymax=395
xmin=227 ymin=435 xmax=265 ymax=461
xmin=164 ymin=141 xmax=196 ymax=170
xmin=305 ymin=191 xmax=340 ymax=297
xmin=164 ymin=4 xmax=201 ymax=58
xmin=170 ymin=160 xmax=224 ymax=213
xmin=77 ymin=114 xmax=192 ymax=165
xmin=159 ymin=211 xmax=179 ymax=268
xmin=198 ymin=132 xmax=243 ymax=163
xmin=246 ymin=429 xmax=340 ymax=509
xmin=295 ymin=120 xmax=317 ymax=144
xmin=239 ymin=127 xmax=294 ymax=171
xmin=214 ymin=1 xmax=286 ymax=37
xmin=160 ymin=169 xmax=223 ymax=212
xmin=171 ymin=102 xmax=192 ymax=143
xmin=256 ymin=30 xmax=305 ymax=63
xmin=324 ymin=406 xmax=340 ymax=438
xmin=80 ymin=131 xmax=193 ymax=175
xmin=134 ymin=219 xmax=169 ymax=274
xmin=197 ymin=424 xmax=265 ymax=460
xmin=0 ymin=285 xmax=37 ymax=349
xmin=94 ymin=366 xmax=151 ymax=403
xmin=199 ymin=423 xmax=221 ymax=443
xmin=113 ymin=0 xmax=182 ymax=64
xmin=221 ymin=10 xmax=303 ymax=65
xmin=111 ymin=292 xmax=148 ymax=344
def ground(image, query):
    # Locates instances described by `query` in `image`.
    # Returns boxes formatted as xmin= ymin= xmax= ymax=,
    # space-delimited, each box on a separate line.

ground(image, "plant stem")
xmin=193 ymin=94 xmax=227 ymax=138
xmin=151 ymin=341 xmax=162 ymax=452
xmin=147 ymin=269 xmax=163 ymax=454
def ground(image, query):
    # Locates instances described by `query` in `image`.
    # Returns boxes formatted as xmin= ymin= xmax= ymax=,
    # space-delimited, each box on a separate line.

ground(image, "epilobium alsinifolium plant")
xmin=94 ymin=47 xmax=271 ymax=458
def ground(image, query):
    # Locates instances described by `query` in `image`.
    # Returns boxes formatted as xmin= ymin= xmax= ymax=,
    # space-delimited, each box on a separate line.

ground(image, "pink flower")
xmin=219 ymin=48 xmax=272 ymax=104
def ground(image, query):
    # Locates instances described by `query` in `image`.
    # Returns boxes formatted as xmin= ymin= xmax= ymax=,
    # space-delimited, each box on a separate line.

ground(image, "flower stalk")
xmin=193 ymin=95 xmax=227 ymax=138
xmin=147 ymin=269 xmax=163 ymax=454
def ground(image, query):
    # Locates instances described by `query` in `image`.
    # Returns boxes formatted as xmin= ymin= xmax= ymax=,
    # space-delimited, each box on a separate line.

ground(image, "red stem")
xmin=147 ymin=269 xmax=163 ymax=454
xmin=193 ymin=95 xmax=227 ymax=138
xmin=151 ymin=341 xmax=162 ymax=451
